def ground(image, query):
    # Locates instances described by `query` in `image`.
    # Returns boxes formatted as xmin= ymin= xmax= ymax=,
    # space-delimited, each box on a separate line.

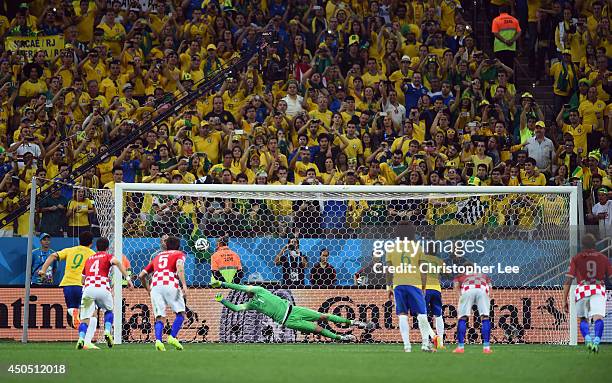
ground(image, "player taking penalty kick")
xmin=212 ymin=281 xmax=374 ymax=341
xmin=563 ymin=234 xmax=612 ymax=353
xmin=138 ymin=236 xmax=188 ymax=351
xmin=77 ymin=238 xmax=132 ymax=350
xmin=38 ymin=231 xmax=96 ymax=329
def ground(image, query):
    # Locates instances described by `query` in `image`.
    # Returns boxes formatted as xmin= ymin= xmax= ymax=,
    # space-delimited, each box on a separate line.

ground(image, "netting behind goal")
xmin=101 ymin=185 xmax=578 ymax=345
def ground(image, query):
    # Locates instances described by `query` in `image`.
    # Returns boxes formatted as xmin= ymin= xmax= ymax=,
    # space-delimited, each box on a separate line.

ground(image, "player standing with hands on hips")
xmin=139 ymin=236 xmax=188 ymax=351
xmin=563 ymin=233 xmax=612 ymax=353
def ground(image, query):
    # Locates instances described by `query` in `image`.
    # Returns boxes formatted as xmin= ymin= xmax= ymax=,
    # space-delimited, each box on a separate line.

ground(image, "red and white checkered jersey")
xmin=567 ymin=249 xmax=612 ymax=302
xmin=453 ymin=273 xmax=491 ymax=295
xmin=574 ymin=283 xmax=607 ymax=301
xmin=82 ymin=251 xmax=114 ymax=291
xmin=144 ymin=250 xmax=186 ymax=289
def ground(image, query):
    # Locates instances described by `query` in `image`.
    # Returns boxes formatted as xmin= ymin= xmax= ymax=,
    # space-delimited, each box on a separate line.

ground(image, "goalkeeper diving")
xmin=212 ymin=281 xmax=374 ymax=341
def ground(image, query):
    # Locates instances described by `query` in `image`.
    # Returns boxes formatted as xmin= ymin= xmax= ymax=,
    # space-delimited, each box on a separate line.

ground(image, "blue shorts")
xmin=425 ymin=289 xmax=443 ymax=316
xmin=63 ymin=286 xmax=82 ymax=309
xmin=394 ymin=285 xmax=427 ymax=315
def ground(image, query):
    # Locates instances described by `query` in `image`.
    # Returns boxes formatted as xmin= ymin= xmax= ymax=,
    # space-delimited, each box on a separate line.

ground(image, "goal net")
xmin=95 ymin=184 xmax=580 ymax=346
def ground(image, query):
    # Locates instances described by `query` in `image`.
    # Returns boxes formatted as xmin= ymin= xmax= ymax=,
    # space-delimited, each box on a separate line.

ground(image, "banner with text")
xmin=3 ymin=287 xmax=608 ymax=343
xmin=4 ymin=35 xmax=65 ymax=61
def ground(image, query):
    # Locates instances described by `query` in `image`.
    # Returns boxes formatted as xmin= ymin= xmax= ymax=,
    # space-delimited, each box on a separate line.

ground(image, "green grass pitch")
xmin=1 ymin=343 xmax=610 ymax=382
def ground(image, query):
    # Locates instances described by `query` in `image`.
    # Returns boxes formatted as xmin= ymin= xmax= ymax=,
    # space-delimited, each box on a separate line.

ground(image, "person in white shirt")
xmin=380 ymin=86 xmax=406 ymax=130
xmin=281 ymin=80 xmax=306 ymax=117
xmin=524 ymin=121 xmax=555 ymax=175
xmin=590 ymin=188 xmax=612 ymax=232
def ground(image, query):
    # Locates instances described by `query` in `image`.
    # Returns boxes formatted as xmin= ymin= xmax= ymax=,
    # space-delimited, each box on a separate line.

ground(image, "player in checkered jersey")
xmin=77 ymin=238 xmax=132 ymax=350
xmin=452 ymin=270 xmax=493 ymax=354
xmin=563 ymin=233 xmax=612 ymax=353
xmin=138 ymin=236 xmax=188 ymax=352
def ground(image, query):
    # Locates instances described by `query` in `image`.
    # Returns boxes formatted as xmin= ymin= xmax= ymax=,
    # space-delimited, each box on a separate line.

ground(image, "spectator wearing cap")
xmin=203 ymin=44 xmax=225 ymax=76
xmin=339 ymin=34 xmax=364 ymax=75
xmin=524 ymin=121 xmax=555 ymax=176
xmin=388 ymin=56 xmax=413 ymax=99
xmin=550 ymin=49 xmax=578 ymax=115
xmin=32 ymin=233 xmax=57 ymax=285
xmin=588 ymin=187 xmax=612 ymax=231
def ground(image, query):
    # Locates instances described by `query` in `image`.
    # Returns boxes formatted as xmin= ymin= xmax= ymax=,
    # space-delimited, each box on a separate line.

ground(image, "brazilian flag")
xmin=185 ymin=226 xmax=213 ymax=263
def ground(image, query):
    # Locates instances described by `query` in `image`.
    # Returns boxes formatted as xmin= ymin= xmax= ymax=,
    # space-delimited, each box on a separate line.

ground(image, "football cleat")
xmin=432 ymin=335 xmax=441 ymax=351
xmin=483 ymin=347 xmax=493 ymax=354
xmin=83 ymin=343 xmax=100 ymax=350
xmin=67 ymin=309 xmax=80 ymax=328
xmin=589 ymin=343 xmax=599 ymax=354
xmin=453 ymin=347 xmax=465 ymax=354
xmin=76 ymin=339 xmax=84 ymax=350
xmin=404 ymin=346 xmax=412 ymax=353
xmin=155 ymin=340 xmax=166 ymax=351
xmin=104 ymin=331 xmax=113 ymax=348
xmin=421 ymin=344 xmax=434 ymax=352
xmin=167 ymin=335 xmax=184 ymax=351
xmin=340 ymin=334 xmax=356 ymax=342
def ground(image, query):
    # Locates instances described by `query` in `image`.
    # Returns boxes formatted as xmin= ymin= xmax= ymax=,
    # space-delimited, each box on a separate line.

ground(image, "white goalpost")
xmin=104 ymin=184 xmax=579 ymax=346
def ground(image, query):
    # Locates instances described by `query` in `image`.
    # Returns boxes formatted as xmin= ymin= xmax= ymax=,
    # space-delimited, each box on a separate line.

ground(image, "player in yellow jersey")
xmin=421 ymin=253 xmax=446 ymax=348
xmin=384 ymin=223 xmax=439 ymax=352
xmin=38 ymin=231 xmax=96 ymax=329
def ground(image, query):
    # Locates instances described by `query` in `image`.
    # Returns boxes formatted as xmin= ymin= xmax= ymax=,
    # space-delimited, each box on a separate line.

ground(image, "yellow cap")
xmin=207 ymin=44 xmax=217 ymax=51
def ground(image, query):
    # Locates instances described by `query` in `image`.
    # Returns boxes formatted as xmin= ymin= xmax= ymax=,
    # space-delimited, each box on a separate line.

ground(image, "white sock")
xmin=417 ymin=314 xmax=435 ymax=346
xmin=435 ymin=316 xmax=445 ymax=346
xmin=84 ymin=317 xmax=97 ymax=344
xmin=398 ymin=315 xmax=411 ymax=349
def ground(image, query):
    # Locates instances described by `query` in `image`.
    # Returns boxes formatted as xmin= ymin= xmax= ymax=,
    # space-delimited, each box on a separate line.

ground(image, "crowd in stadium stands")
xmin=0 ymin=0 xmax=610 ymax=239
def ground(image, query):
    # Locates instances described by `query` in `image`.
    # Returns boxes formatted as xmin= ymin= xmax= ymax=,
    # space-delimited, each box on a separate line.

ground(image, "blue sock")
xmin=457 ymin=318 xmax=466 ymax=347
xmin=104 ymin=311 xmax=113 ymax=333
xmin=171 ymin=315 xmax=184 ymax=338
xmin=481 ymin=319 xmax=491 ymax=347
xmin=594 ymin=319 xmax=604 ymax=345
xmin=580 ymin=320 xmax=591 ymax=343
xmin=78 ymin=323 xmax=88 ymax=339
xmin=155 ymin=320 xmax=164 ymax=342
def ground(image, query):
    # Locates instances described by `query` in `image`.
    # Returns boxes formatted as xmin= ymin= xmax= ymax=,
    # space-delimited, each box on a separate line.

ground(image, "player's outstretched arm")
xmin=213 ymin=281 xmax=261 ymax=293
xmin=215 ymin=293 xmax=248 ymax=312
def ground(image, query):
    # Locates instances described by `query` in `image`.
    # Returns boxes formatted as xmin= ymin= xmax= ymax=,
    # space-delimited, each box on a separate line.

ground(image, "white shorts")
xmin=150 ymin=285 xmax=185 ymax=318
xmin=576 ymin=294 xmax=607 ymax=319
xmin=80 ymin=286 xmax=113 ymax=320
xmin=458 ymin=288 xmax=490 ymax=318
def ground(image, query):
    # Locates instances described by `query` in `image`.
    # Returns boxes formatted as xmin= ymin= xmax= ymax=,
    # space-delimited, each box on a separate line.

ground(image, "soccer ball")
xmin=194 ymin=238 xmax=210 ymax=252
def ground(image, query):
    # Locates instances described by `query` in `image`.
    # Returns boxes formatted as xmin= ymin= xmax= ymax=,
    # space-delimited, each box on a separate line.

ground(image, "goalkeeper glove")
xmin=214 ymin=293 xmax=224 ymax=302
xmin=211 ymin=280 xmax=222 ymax=288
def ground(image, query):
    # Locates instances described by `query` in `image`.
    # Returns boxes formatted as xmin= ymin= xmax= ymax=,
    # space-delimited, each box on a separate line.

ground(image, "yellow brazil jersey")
xmin=193 ymin=131 xmax=222 ymax=163
xmin=521 ymin=172 xmax=547 ymax=186
xmin=549 ymin=61 xmax=576 ymax=97
xmin=294 ymin=162 xmax=320 ymax=184
xmin=309 ymin=109 xmax=333 ymax=128
xmin=420 ymin=253 xmax=443 ymax=291
xmin=98 ymin=22 xmax=126 ymax=57
xmin=68 ymin=199 xmax=93 ymax=227
xmin=385 ymin=243 xmax=424 ymax=288
xmin=341 ymin=135 xmax=363 ymax=159
xmin=268 ymin=181 xmax=294 ymax=215
xmin=57 ymin=245 xmax=96 ymax=286
xmin=578 ymin=99 xmax=606 ymax=132
xmin=562 ymin=123 xmax=591 ymax=156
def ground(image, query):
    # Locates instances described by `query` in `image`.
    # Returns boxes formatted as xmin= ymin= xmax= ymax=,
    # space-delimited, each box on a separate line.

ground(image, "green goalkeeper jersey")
xmin=221 ymin=282 xmax=289 ymax=323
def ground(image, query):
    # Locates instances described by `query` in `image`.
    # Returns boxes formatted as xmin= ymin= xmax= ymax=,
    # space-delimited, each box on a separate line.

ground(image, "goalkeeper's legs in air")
xmin=284 ymin=306 xmax=371 ymax=341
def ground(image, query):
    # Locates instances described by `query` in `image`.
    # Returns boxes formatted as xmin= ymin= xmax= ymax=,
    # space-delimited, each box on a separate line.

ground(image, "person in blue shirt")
xmin=31 ymin=233 xmax=56 ymax=285
xmin=403 ymin=72 xmax=429 ymax=111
